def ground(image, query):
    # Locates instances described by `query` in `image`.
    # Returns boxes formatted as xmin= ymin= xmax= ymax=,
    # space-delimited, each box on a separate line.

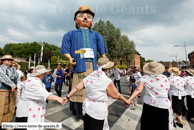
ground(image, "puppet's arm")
xmin=64 ymin=54 xmax=76 ymax=66
xmin=101 ymin=54 xmax=106 ymax=58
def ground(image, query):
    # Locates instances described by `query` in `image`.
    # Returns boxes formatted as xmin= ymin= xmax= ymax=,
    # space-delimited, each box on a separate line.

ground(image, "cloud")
xmin=0 ymin=0 xmax=193 ymax=63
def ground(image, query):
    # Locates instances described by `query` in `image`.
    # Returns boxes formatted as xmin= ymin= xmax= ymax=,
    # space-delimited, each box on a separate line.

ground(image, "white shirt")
xmin=83 ymin=69 xmax=112 ymax=130
xmin=184 ymin=76 xmax=194 ymax=98
xmin=16 ymin=69 xmax=24 ymax=107
xmin=133 ymin=72 xmax=142 ymax=85
xmin=112 ymin=68 xmax=121 ymax=80
xmin=16 ymin=77 xmax=52 ymax=126
xmin=168 ymin=76 xmax=186 ymax=100
xmin=27 ymin=73 xmax=31 ymax=77
xmin=140 ymin=74 xmax=173 ymax=130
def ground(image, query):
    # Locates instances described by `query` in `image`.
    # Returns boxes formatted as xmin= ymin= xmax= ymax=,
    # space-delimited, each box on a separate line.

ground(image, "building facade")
xmin=188 ymin=50 xmax=194 ymax=69
xmin=113 ymin=53 xmax=141 ymax=69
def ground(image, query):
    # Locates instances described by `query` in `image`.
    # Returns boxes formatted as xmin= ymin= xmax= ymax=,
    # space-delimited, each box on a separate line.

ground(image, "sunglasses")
xmin=6 ymin=59 xmax=13 ymax=61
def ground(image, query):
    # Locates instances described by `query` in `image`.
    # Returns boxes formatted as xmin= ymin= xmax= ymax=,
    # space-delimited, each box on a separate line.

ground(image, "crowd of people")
xmin=1 ymin=54 xmax=194 ymax=130
xmin=0 ymin=55 xmax=194 ymax=130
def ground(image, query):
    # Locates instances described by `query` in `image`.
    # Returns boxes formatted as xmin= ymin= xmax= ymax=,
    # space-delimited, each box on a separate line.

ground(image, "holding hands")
xmin=124 ymin=99 xmax=131 ymax=107
xmin=63 ymin=97 xmax=69 ymax=105
xmin=57 ymin=97 xmax=66 ymax=105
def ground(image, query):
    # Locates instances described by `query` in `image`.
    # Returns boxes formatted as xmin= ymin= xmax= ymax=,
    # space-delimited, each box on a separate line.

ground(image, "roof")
xmin=188 ymin=50 xmax=194 ymax=56
xmin=158 ymin=61 xmax=171 ymax=67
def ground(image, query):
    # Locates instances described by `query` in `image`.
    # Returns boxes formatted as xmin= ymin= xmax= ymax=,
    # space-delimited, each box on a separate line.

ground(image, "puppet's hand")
xmin=69 ymin=58 xmax=76 ymax=66
xmin=64 ymin=54 xmax=76 ymax=66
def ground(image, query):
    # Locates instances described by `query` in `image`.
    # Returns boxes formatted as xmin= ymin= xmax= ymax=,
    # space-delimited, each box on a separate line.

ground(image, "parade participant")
xmin=63 ymin=58 xmax=129 ymax=130
xmin=60 ymin=5 xmax=108 ymax=120
xmin=43 ymin=71 xmax=54 ymax=105
xmin=127 ymin=62 xmax=173 ymax=130
xmin=12 ymin=62 xmax=25 ymax=109
xmin=26 ymin=66 xmax=34 ymax=78
xmin=184 ymin=69 xmax=194 ymax=120
xmin=53 ymin=62 xmax=64 ymax=97
xmin=133 ymin=68 xmax=142 ymax=85
xmin=126 ymin=69 xmax=130 ymax=84
xmin=64 ymin=65 xmax=73 ymax=93
xmin=133 ymin=68 xmax=142 ymax=97
xmin=128 ymin=71 xmax=133 ymax=85
xmin=63 ymin=64 xmax=67 ymax=85
xmin=168 ymin=67 xmax=187 ymax=128
xmin=129 ymin=79 xmax=137 ymax=110
xmin=108 ymin=64 xmax=126 ymax=93
xmin=16 ymin=65 xmax=65 ymax=126
xmin=0 ymin=55 xmax=18 ymax=128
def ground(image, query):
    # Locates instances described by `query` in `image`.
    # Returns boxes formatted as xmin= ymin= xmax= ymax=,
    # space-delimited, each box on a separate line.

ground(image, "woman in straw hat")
xmin=127 ymin=62 xmax=173 ymax=130
xmin=168 ymin=67 xmax=187 ymax=128
xmin=12 ymin=62 xmax=25 ymax=109
xmin=63 ymin=58 xmax=129 ymax=130
xmin=184 ymin=69 xmax=194 ymax=120
xmin=16 ymin=65 xmax=65 ymax=125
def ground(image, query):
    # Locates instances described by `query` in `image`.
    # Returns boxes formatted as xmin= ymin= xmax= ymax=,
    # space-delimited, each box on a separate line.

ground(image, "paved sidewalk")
xmin=9 ymin=77 xmax=193 ymax=130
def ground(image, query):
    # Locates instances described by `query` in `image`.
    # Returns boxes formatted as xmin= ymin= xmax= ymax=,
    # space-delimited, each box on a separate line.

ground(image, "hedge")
xmin=0 ymin=62 xmax=68 ymax=73
xmin=116 ymin=64 xmax=128 ymax=69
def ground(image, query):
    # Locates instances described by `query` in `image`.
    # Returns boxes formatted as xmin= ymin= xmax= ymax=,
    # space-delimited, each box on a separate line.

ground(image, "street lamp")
xmin=37 ymin=41 xmax=44 ymax=65
xmin=170 ymin=54 xmax=178 ymax=67
xmin=174 ymin=42 xmax=188 ymax=68
xmin=33 ymin=53 xmax=36 ymax=67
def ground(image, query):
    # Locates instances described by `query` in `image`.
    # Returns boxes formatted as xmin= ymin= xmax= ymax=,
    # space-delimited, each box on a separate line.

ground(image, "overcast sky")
xmin=0 ymin=0 xmax=193 ymax=62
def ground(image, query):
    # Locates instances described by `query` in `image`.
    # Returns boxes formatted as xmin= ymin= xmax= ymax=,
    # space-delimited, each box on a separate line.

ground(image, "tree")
xmin=0 ymin=47 xmax=3 ymax=56
xmin=51 ymin=56 xmax=58 ymax=64
xmin=92 ymin=19 xmax=137 ymax=66
xmin=145 ymin=59 xmax=154 ymax=63
xmin=140 ymin=56 xmax=145 ymax=68
xmin=36 ymin=51 xmax=53 ymax=63
xmin=1 ymin=42 xmax=67 ymax=61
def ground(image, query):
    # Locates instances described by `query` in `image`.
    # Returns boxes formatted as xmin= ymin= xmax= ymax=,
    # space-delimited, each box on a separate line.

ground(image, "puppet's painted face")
xmin=76 ymin=12 xmax=93 ymax=28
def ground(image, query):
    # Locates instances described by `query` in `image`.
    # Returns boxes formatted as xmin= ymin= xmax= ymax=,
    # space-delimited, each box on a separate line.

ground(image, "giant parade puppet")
xmin=60 ymin=5 xmax=107 ymax=120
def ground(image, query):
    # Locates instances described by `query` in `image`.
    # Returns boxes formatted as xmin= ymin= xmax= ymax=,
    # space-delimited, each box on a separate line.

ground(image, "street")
xmin=11 ymin=77 xmax=194 ymax=130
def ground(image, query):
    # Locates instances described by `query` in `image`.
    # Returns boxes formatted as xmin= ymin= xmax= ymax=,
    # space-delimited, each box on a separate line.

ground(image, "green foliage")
xmin=57 ymin=60 xmax=69 ymax=66
xmin=9 ymin=62 xmax=60 ymax=73
xmin=140 ymin=56 xmax=145 ymax=68
xmin=116 ymin=64 xmax=128 ymax=69
xmin=145 ymin=59 xmax=154 ymax=63
xmin=36 ymin=51 xmax=53 ymax=63
xmin=165 ymin=67 xmax=169 ymax=69
xmin=2 ymin=42 xmax=66 ymax=62
xmin=92 ymin=19 xmax=137 ymax=66
xmin=51 ymin=56 xmax=58 ymax=63
xmin=0 ymin=47 xmax=3 ymax=56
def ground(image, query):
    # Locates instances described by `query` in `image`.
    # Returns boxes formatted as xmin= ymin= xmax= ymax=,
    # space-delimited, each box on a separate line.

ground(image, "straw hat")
xmin=12 ymin=62 xmax=21 ymax=70
xmin=190 ymin=69 xmax=194 ymax=75
xmin=169 ymin=67 xmax=180 ymax=76
xmin=186 ymin=69 xmax=194 ymax=76
xmin=0 ymin=55 xmax=14 ymax=61
xmin=97 ymin=58 xmax=114 ymax=69
xmin=74 ymin=5 xmax=95 ymax=21
xmin=30 ymin=66 xmax=35 ymax=69
xmin=0 ymin=55 xmax=20 ymax=63
xmin=143 ymin=62 xmax=165 ymax=75
xmin=30 ymin=65 xmax=51 ymax=77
